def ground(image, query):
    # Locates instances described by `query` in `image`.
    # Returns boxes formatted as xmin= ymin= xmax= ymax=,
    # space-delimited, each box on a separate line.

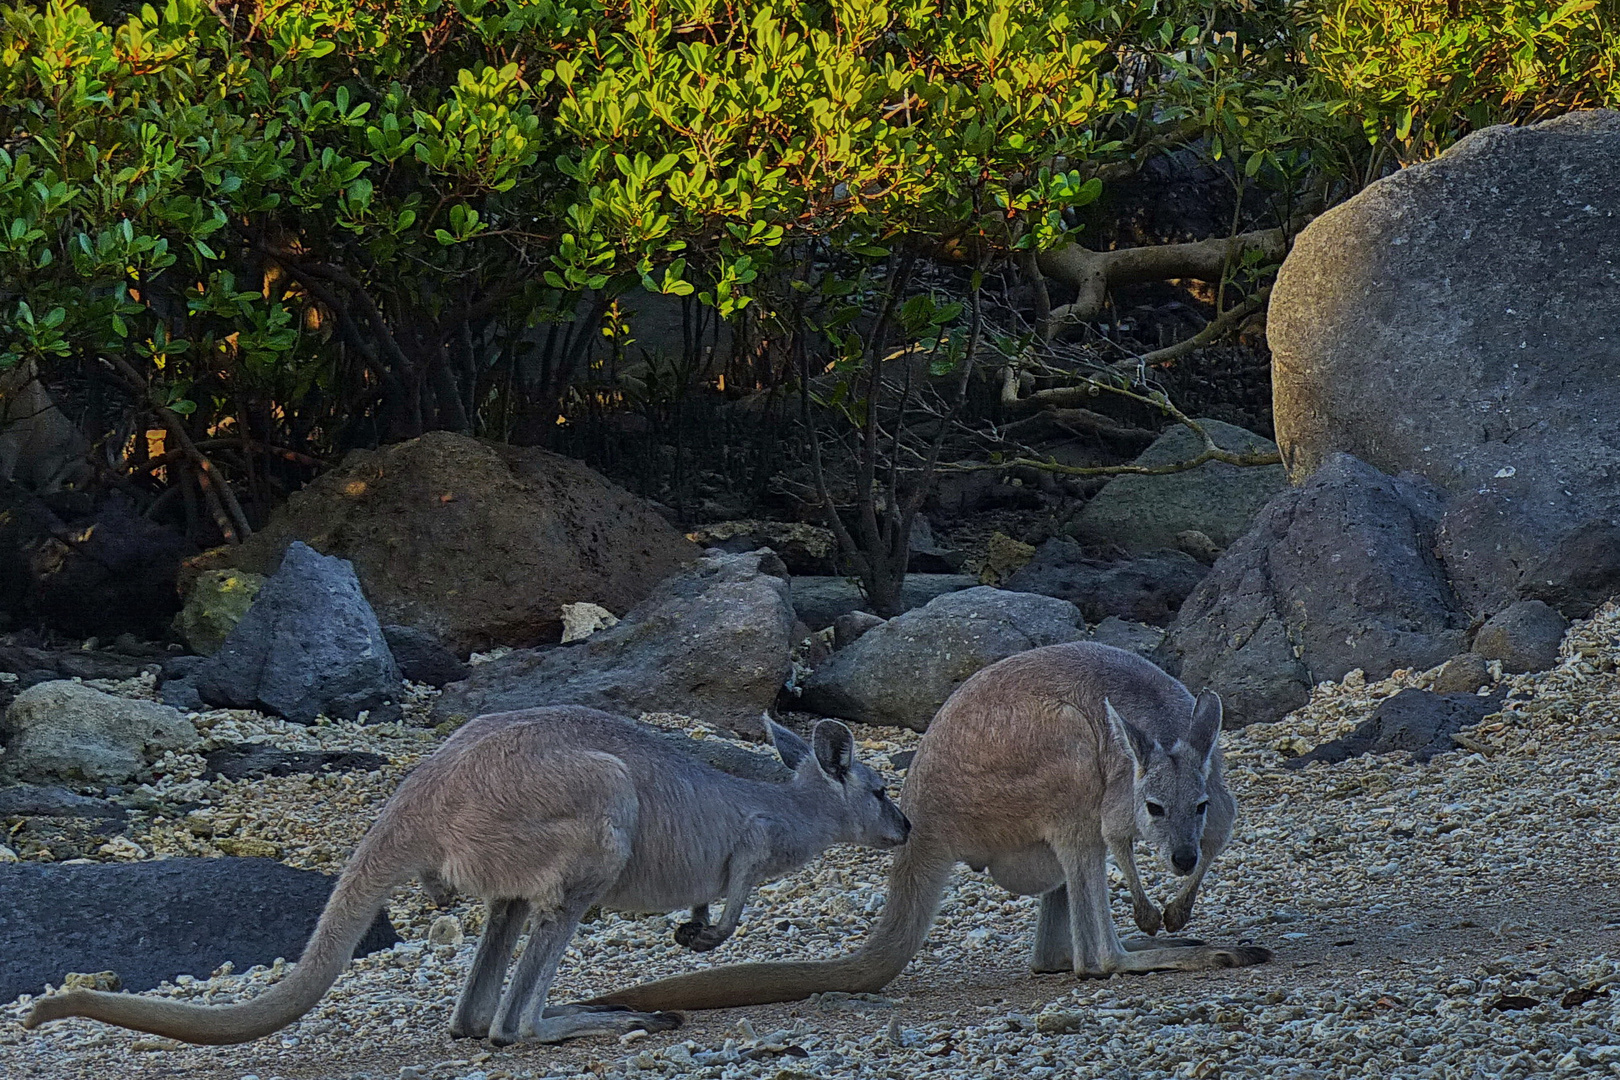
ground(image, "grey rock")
xmin=907 ymin=517 xmax=967 ymax=574
xmin=833 ymin=611 xmax=886 ymax=651
xmin=432 ymin=551 xmax=796 ymax=735
xmin=1 ymin=681 xmax=199 ymax=784
xmin=1271 ymin=110 xmax=1620 ymax=599
xmin=1432 ymin=653 xmax=1494 ymax=695
xmin=1088 ymin=616 xmax=1165 ymax=658
xmin=158 ymin=678 xmax=203 ymax=712
xmin=0 ymin=645 xmax=149 ymax=682
xmin=1286 ymin=688 xmax=1507 ymax=768
xmin=1003 ymin=539 xmax=1208 ymax=626
xmin=382 ymin=625 xmax=470 ymax=688
xmin=1518 ymin=520 xmax=1620 ymax=619
xmin=1070 ymin=419 xmax=1286 ymax=551
xmin=0 ymin=783 xmax=126 ymax=819
xmin=1160 ymin=454 xmax=1470 ymax=727
xmin=191 ymin=542 xmax=403 ymax=724
xmin=790 ymin=574 xmax=977 ymax=631
xmin=1472 ymin=600 xmax=1568 ymax=674
xmin=0 ymin=858 xmax=397 ymax=1002
xmin=202 ymin=743 xmax=389 ymax=782
xmin=798 ymin=587 xmax=1085 ymax=730
xmin=1433 ymin=490 xmax=1555 ymax=618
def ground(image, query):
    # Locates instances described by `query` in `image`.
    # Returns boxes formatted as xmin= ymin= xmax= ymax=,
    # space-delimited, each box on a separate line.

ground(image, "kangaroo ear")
xmin=811 ymin=719 xmax=855 ymax=783
xmin=765 ymin=717 xmax=812 ymax=771
xmin=1188 ymin=690 xmax=1222 ymax=767
xmin=1105 ymin=698 xmax=1157 ymax=767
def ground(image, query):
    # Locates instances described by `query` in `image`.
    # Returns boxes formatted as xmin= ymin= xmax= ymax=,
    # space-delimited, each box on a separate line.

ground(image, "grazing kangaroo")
xmin=25 ymin=706 xmax=910 ymax=1046
xmin=586 ymin=641 xmax=1270 ymax=1013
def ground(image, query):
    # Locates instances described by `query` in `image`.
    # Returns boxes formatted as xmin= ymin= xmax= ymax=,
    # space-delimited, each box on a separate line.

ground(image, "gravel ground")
xmin=5 ymin=607 xmax=1620 ymax=1079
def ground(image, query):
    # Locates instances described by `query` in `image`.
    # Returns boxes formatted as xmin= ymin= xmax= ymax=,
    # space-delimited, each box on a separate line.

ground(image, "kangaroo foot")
xmin=1162 ymin=897 xmax=1194 ymax=933
xmin=515 ymin=1009 xmax=683 ymax=1045
xmin=674 ymin=921 xmax=728 ymax=952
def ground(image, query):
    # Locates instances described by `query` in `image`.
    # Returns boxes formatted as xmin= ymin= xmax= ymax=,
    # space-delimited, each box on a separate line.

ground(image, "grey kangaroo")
xmin=587 ymin=641 xmax=1270 ymax=1012
xmin=25 ymin=706 xmax=910 ymax=1046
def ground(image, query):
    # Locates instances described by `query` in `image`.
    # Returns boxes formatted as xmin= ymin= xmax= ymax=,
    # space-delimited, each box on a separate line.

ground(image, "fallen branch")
xmin=1033 ymin=225 xmax=1291 ymax=337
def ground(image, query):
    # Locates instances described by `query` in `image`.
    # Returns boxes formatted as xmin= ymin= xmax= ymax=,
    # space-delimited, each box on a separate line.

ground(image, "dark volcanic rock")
xmin=1285 ymin=687 xmax=1507 ymax=768
xmin=0 ymin=783 xmax=125 ymax=820
xmin=1003 ymin=539 xmax=1208 ymax=626
xmin=1160 ymin=454 xmax=1470 ymax=727
xmin=202 ymin=743 xmax=389 ymax=782
xmin=1517 ymin=520 xmax=1620 ymax=619
xmin=191 ymin=542 xmax=403 ymax=724
xmin=382 ymin=625 xmax=470 ymax=688
xmin=0 ymin=857 xmax=398 ymax=1002
xmin=1471 ymin=600 xmax=1568 ymax=675
xmin=789 ymin=574 xmax=976 ymax=631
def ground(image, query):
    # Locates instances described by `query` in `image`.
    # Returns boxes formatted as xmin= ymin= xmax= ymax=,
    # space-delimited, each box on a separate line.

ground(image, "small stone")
xmin=1036 ymin=1010 xmax=1086 ymax=1034
xmin=63 ymin=970 xmax=122 ymax=992
xmin=977 ymin=532 xmax=1037 ymax=586
xmin=832 ymin=611 xmax=885 ymax=651
xmin=427 ymin=915 xmax=464 ymax=947
xmin=1433 ymin=652 xmax=1493 ymax=694
xmin=214 ymin=837 xmax=281 ymax=858
xmin=560 ymin=602 xmax=619 ymax=644
xmin=1472 ymin=600 xmax=1568 ymax=674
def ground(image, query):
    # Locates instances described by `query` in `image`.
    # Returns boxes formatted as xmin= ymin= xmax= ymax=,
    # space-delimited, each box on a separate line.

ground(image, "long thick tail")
xmin=588 ymin=848 xmax=954 ymax=1012
xmin=24 ymin=843 xmax=410 ymax=1045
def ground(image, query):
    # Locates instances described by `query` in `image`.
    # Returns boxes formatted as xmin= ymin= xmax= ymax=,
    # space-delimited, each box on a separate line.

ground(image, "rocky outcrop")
xmin=184 ymin=432 xmax=698 ymax=654
xmin=1003 ymin=539 xmax=1208 ymax=626
xmin=1159 ymin=454 xmax=1470 ymax=727
xmin=1271 ymin=110 xmax=1620 ymax=614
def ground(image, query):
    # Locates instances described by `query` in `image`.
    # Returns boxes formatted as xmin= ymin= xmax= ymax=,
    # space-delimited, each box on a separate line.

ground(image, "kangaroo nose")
xmin=1172 ymin=851 xmax=1198 ymax=875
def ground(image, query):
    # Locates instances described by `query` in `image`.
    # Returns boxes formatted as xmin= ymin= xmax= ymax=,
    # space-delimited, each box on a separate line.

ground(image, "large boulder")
xmin=186 ymin=432 xmax=698 ymax=654
xmin=1160 ymin=454 xmax=1470 ymax=727
xmin=432 ymin=550 xmax=796 ymax=734
xmin=1 ymin=681 xmax=199 ymax=784
xmin=1003 ymin=539 xmax=1208 ymax=626
xmin=1270 ymin=111 xmax=1620 ymax=611
xmin=798 ymin=586 xmax=1086 ymax=730
xmin=1068 ymin=419 xmax=1286 ymax=552
xmin=0 ymin=858 xmax=398 ymax=1002
xmin=188 ymin=542 xmax=403 ymax=724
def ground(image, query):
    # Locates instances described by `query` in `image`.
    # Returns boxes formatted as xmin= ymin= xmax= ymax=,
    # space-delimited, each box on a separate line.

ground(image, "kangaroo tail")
xmin=24 ymin=839 xmax=412 ymax=1045
xmin=589 ymin=848 xmax=954 ymax=1012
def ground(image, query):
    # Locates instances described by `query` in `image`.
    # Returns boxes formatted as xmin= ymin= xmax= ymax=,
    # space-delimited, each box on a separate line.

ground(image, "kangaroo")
xmin=584 ymin=641 xmax=1270 ymax=1013
xmin=25 ymin=706 xmax=910 ymax=1046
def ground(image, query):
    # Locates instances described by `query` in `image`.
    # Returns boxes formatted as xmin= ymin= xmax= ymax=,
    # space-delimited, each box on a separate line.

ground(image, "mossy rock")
xmin=174 ymin=569 xmax=266 ymax=656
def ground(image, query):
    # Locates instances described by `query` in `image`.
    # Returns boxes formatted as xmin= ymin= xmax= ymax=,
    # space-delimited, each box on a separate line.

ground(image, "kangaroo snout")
xmin=1171 ymin=849 xmax=1199 ymax=875
xmin=881 ymin=812 xmax=913 ymax=847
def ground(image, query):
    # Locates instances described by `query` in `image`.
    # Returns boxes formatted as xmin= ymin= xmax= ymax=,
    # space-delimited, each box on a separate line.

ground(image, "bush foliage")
xmin=0 ymin=0 xmax=1614 ymax=519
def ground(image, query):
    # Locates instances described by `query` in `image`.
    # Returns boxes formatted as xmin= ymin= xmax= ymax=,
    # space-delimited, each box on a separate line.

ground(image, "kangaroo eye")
xmin=1145 ymin=802 xmax=1166 ymax=818
xmin=1196 ymin=800 xmax=1210 ymax=815
xmin=873 ymin=788 xmax=888 ymax=801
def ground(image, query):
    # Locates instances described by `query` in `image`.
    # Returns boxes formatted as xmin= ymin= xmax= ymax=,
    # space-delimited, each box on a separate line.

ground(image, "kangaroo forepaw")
xmin=1162 ymin=898 xmax=1193 ymax=933
xmin=1132 ymin=900 xmax=1163 ymax=936
xmin=674 ymin=922 xmax=728 ymax=952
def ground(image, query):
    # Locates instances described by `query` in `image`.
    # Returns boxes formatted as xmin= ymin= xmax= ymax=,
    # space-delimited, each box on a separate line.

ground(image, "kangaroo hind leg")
xmin=450 ymin=897 xmax=530 ymax=1040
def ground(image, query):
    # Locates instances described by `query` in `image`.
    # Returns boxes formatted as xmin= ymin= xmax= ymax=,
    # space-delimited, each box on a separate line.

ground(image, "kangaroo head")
xmin=1106 ymin=691 xmax=1222 ymax=877
xmin=765 ymin=717 xmax=910 ymax=848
